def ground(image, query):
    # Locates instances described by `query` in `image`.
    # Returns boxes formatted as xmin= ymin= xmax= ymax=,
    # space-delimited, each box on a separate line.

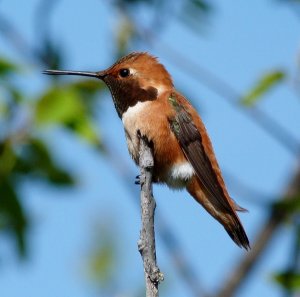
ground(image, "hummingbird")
xmin=43 ymin=52 xmax=250 ymax=249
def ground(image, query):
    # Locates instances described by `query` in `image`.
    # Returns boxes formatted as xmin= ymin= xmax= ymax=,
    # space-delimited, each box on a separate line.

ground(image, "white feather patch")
xmin=167 ymin=162 xmax=195 ymax=188
xmin=122 ymin=101 xmax=149 ymax=124
xmin=171 ymin=162 xmax=195 ymax=179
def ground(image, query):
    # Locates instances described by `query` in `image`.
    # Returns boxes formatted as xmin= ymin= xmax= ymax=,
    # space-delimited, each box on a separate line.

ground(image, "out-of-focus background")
xmin=0 ymin=1 xmax=300 ymax=297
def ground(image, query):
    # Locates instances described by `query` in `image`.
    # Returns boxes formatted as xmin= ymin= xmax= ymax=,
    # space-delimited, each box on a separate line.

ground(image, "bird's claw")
xmin=135 ymin=175 xmax=141 ymax=185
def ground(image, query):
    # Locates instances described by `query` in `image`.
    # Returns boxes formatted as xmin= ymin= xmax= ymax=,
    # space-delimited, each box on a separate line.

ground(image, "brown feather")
xmin=169 ymin=91 xmax=250 ymax=249
xmin=100 ymin=52 xmax=249 ymax=248
xmin=43 ymin=51 xmax=250 ymax=249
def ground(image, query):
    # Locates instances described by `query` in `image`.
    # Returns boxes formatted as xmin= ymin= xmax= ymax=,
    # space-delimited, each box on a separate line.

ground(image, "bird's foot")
xmin=135 ymin=174 xmax=146 ymax=185
xmin=135 ymin=175 xmax=141 ymax=185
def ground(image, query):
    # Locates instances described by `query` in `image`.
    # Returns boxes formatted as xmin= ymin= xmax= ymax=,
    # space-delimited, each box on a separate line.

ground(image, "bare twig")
xmin=138 ymin=135 xmax=163 ymax=297
xmin=215 ymin=161 xmax=300 ymax=297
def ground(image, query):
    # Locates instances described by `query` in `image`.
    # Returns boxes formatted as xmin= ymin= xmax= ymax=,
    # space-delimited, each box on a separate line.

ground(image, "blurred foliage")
xmin=115 ymin=15 xmax=136 ymax=57
xmin=0 ymin=134 xmax=74 ymax=256
xmin=35 ymin=80 xmax=104 ymax=148
xmin=0 ymin=54 xmax=104 ymax=256
xmin=87 ymin=223 xmax=117 ymax=288
xmin=179 ymin=0 xmax=212 ymax=32
xmin=273 ymin=271 xmax=300 ymax=292
xmin=0 ymin=177 xmax=27 ymax=256
xmin=0 ymin=57 xmax=20 ymax=76
xmin=37 ymin=39 xmax=64 ymax=71
xmin=86 ymin=221 xmax=150 ymax=297
xmin=0 ymin=0 xmax=213 ymax=260
xmin=271 ymin=196 xmax=300 ymax=295
xmin=272 ymin=194 xmax=300 ymax=220
xmin=113 ymin=0 xmax=211 ymax=57
xmin=241 ymin=70 xmax=286 ymax=106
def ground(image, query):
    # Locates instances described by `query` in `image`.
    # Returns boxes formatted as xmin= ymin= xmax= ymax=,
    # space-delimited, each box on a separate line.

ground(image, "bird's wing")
xmin=168 ymin=92 xmax=234 ymax=213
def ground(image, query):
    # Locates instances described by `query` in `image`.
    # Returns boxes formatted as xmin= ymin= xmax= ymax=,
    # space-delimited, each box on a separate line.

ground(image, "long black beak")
xmin=42 ymin=70 xmax=105 ymax=79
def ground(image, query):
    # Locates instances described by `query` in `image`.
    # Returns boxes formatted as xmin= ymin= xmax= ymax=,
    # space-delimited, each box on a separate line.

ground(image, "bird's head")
xmin=43 ymin=52 xmax=174 ymax=117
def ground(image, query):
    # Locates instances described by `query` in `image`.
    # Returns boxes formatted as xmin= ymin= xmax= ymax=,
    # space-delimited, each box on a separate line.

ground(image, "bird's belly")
xmin=122 ymin=100 xmax=194 ymax=187
xmin=123 ymin=125 xmax=195 ymax=188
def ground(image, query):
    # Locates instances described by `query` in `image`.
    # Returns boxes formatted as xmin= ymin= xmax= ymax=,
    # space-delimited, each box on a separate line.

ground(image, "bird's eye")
xmin=119 ymin=68 xmax=130 ymax=78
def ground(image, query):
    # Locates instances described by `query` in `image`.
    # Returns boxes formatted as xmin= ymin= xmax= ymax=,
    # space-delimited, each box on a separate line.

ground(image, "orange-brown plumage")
xmin=43 ymin=52 xmax=250 ymax=249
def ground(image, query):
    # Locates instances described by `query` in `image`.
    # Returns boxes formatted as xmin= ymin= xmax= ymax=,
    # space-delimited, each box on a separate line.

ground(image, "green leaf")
xmin=70 ymin=79 xmax=104 ymax=96
xmin=0 ymin=142 xmax=17 ymax=177
xmin=65 ymin=117 xmax=102 ymax=148
xmin=15 ymin=138 xmax=74 ymax=185
xmin=273 ymin=271 xmax=300 ymax=291
xmin=67 ymin=79 xmax=105 ymax=114
xmin=35 ymin=85 xmax=102 ymax=146
xmin=272 ymin=194 xmax=300 ymax=217
xmin=35 ymin=87 xmax=84 ymax=124
xmin=0 ymin=57 xmax=20 ymax=77
xmin=0 ymin=178 xmax=27 ymax=257
xmin=241 ymin=70 xmax=286 ymax=106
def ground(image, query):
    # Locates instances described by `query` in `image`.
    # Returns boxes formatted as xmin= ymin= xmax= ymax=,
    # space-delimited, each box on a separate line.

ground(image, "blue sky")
xmin=0 ymin=0 xmax=299 ymax=297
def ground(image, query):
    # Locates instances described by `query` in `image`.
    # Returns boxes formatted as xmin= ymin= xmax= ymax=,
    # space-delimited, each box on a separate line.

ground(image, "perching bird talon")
xmin=135 ymin=175 xmax=141 ymax=185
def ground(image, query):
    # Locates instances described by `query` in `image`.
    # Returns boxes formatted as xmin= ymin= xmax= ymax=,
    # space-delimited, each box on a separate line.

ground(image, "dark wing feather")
xmin=168 ymin=96 xmax=250 ymax=249
xmin=170 ymin=107 xmax=232 ymax=213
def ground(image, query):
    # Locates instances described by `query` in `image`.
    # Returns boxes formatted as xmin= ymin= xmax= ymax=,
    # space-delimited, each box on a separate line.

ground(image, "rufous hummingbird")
xmin=44 ymin=52 xmax=250 ymax=249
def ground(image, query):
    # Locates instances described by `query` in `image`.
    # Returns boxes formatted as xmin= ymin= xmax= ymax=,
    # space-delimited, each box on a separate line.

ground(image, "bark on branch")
xmin=138 ymin=135 xmax=164 ymax=297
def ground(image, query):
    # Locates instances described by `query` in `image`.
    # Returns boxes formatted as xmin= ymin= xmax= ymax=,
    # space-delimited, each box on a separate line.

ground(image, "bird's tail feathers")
xmin=187 ymin=178 xmax=250 ymax=250
xmin=223 ymin=214 xmax=250 ymax=250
